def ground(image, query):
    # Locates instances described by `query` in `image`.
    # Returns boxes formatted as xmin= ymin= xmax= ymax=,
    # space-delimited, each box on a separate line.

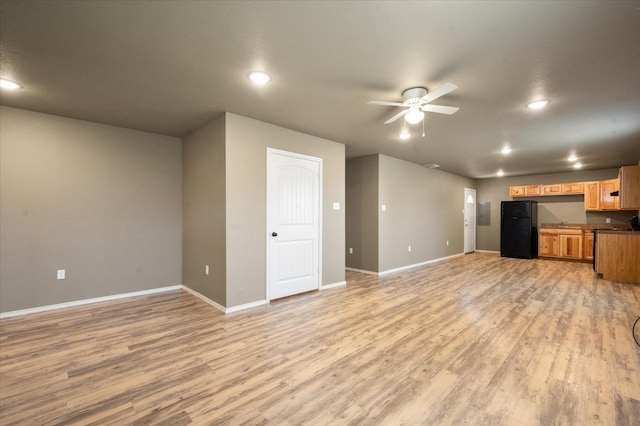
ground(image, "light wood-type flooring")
xmin=1 ymin=252 xmax=639 ymax=425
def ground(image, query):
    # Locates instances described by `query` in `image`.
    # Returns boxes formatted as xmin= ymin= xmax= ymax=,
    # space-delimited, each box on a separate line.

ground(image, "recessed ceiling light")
xmin=573 ymin=162 xmax=583 ymax=169
xmin=497 ymin=170 xmax=505 ymax=177
xmin=248 ymin=71 xmax=271 ymax=85
xmin=0 ymin=79 xmax=22 ymax=90
xmin=398 ymin=129 xmax=411 ymax=140
xmin=567 ymin=154 xmax=578 ymax=162
xmin=526 ymin=99 xmax=550 ymax=110
xmin=501 ymin=147 xmax=512 ymax=155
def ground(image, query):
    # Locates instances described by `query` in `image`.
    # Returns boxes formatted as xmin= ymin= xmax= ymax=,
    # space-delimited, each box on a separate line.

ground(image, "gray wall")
xmin=345 ymin=155 xmax=379 ymax=272
xmin=378 ymin=155 xmax=475 ymax=272
xmin=225 ymin=113 xmax=345 ymax=307
xmin=476 ymin=168 xmax=635 ymax=251
xmin=182 ymin=115 xmax=226 ymax=306
xmin=0 ymin=106 xmax=182 ymax=312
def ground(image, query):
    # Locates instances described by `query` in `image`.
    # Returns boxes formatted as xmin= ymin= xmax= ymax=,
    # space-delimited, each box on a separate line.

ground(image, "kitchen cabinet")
xmin=595 ymin=231 xmax=640 ymax=284
xmin=584 ymin=181 xmax=600 ymax=211
xmin=600 ymin=178 xmax=620 ymax=210
xmin=542 ymin=184 xmax=562 ymax=196
xmin=510 ymin=186 xmax=525 ymax=197
xmin=583 ymin=231 xmax=594 ymax=261
xmin=525 ymin=185 xmax=541 ymax=196
xmin=539 ymin=233 xmax=559 ymax=257
xmin=619 ymin=165 xmax=640 ymax=210
xmin=539 ymin=228 xmax=585 ymax=261
xmin=562 ymin=182 xmax=584 ymax=194
xmin=559 ymin=234 xmax=583 ymax=259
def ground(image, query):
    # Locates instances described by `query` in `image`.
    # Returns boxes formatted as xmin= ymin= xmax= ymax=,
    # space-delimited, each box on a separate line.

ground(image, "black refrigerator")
xmin=501 ymin=200 xmax=538 ymax=259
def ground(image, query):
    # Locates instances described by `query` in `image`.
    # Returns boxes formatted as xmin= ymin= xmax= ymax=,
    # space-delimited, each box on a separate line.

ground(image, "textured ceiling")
xmin=1 ymin=1 xmax=639 ymax=178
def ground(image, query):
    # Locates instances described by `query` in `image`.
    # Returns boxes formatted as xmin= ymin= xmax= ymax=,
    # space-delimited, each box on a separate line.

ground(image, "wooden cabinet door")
xmin=562 ymin=182 xmax=584 ymax=194
xmin=584 ymin=181 xmax=600 ymax=210
xmin=619 ymin=165 xmax=640 ymax=209
xmin=510 ymin=186 xmax=525 ymax=197
xmin=542 ymin=184 xmax=562 ymax=196
xmin=600 ymin=179 xmax=620 ymax=210
xmin=584 ymin=232 xmax=594 ymax=260
xmin=539 ymin=234 xmax=559 ymax=257
xmin=525 ymin=185 xmax=541 ymax=196
xmin=560 ymin=235 xmax=583 ymax=259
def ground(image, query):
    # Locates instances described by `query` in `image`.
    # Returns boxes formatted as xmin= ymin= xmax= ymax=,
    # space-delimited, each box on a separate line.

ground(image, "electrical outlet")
xmin=205 ymin=265 xmax=210 ymax=275
xmin=349 ymin=248 xmax=353 ymax=254
xmin=408 ymin=245 xmax=412 ymax=252
xmin=57 ymin=269 xmax=65 ymax=280
xmin=606 ymin=218 xmax=611 ymax=223
xmin=381 ymin=204 xmax=387 ymax=211
xmin=446 ymin=240 xmax=449 ymax=246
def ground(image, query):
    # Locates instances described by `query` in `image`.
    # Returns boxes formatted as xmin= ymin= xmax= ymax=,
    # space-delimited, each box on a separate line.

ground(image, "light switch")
xmin=333 ymin=202 xmax=340 ymax=210
xmin=57 ymin=269 xmax=65 ymax=280
xmin=381 ymin=204 xmax=387 ymax=211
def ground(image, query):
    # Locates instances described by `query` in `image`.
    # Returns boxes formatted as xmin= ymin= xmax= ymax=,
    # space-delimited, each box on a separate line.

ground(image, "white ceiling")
xmin=1 ymin=1 xmax=639 ymax=178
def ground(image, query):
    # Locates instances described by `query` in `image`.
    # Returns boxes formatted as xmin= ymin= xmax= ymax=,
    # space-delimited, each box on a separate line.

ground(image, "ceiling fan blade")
xmin=422 ymin=83 xmax=457 ymax=103
xmin=422 ymin=104 xmax=460 ymax=115
xmin=384 ymin=109 xmax=409 ymax=124
xmin=367 ymin=100 xmax=404 ymax=106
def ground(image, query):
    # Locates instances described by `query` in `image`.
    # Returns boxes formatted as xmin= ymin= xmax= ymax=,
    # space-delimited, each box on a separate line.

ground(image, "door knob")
xmin=272 ymin=232 xmax=278 ymax=237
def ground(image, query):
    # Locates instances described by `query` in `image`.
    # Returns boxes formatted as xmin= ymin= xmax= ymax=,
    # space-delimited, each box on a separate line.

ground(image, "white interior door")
xmin=464 ymin=188 xmax=476 ymax=253
xmin=267 ymin=149 xmax=321 ymax=300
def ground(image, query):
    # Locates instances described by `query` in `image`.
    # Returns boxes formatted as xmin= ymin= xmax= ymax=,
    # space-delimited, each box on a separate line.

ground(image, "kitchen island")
xmin=595 ymin=229 xmax=640 ymax=284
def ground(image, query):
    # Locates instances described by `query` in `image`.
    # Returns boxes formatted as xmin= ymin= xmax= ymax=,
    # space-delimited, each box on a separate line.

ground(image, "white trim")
xmin=182 ymin=285 xmax=268 ymax=313
xmin=320 ymin=281 xmax=346 ymax=290
xmin=225 ymin=299 xmax=268 ymax=313
xmin=346 ymin=267 xmax=380 ymax=276
xmin=378 ymin=253 xmax=464 ymax=276
xmin=181 ymin=285 xmax=226 ymax=313
xmin=475 ymin=249 xmax=500 ymax=254
xmin=0 ymin=285 xmax=182 ymax=319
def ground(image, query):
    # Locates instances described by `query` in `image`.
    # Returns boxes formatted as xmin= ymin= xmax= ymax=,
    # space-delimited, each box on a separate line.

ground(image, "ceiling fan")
xmin=368 ymin=83 xmax=459 ymax=125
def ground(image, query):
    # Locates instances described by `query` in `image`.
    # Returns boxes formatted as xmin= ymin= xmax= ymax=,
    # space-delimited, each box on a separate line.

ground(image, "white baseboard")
xmin=379 ymin=253 xmax=464 ymax=276
xmin=475 ymin=249 xmax=500 ymax=254
xmin=320 ymin=280 xmax=346 ymax=290
xmin=181 ymin=285 xmax=268 ymax=314
xmin=0 ymin=285 xmax=182 ymax=319
xmin=346 ymin=267 xmax=379 ymax=275
xmin=180 ymin=285 xmax=226 ymax=313
xmin=225 ymin=299 xmax=268 ymax=313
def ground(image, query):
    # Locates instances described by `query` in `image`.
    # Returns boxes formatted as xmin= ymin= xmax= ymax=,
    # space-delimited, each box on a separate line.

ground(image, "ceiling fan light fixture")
xmin=573 ymin=162 xmax=583 ymax=169
xmin=398 ymin=129 xmax=411 ymax=140
xmin=405 ymin=107 xmax=424 ymax=124
xmin=526 ymin=99 xmax=549 ymax=110
xmin=248 ymin=71 xmax=271 ymax=85
xmin=497 ymin=170 xmax=505 ymax=177
xmin=0 ymin=79 xmax=22 ymax=90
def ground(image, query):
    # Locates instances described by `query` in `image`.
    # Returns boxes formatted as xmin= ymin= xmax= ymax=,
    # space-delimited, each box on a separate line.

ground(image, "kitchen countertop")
xmin=593 ymin=229 xmax=639 ymax=235
xmin=540 ymin=223 xmax=632 ymax=231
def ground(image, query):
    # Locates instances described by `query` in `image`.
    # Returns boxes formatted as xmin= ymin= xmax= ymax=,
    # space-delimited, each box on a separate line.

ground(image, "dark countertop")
xmin=594 ymin=229 xmax=640 ymax=235
xmin=540 ymin=223 xmax=632 ymax=231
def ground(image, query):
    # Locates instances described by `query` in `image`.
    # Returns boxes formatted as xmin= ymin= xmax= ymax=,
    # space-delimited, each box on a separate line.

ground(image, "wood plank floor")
xmin=1 ymin=252 xmax=639 ymax=425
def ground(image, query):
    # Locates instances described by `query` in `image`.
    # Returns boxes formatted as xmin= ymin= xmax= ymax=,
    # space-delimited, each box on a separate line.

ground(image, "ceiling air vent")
xmin=424 ymin=163 xmax=440 ymax=169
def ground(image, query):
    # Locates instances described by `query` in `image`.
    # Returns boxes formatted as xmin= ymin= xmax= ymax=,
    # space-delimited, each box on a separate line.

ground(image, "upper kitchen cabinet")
xmin=584 ymin=181 xmax=600 ymax=211
xmin=619 ymin=165 xmax=640 ymax=210
xmin=600 ymin=178 xmax=620 ymax=211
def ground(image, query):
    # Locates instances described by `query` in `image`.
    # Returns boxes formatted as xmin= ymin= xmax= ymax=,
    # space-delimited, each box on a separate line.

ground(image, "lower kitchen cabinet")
xmin=539 ymin=228 xmax=586 ymax=261
xmin=559 ymin=234 xmax=583 ymax=259
xmin=583 ymin=232 xmax=594 ymax=260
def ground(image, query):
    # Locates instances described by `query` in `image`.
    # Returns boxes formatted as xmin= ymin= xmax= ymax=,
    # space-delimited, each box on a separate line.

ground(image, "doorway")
xmin=267 ymin=148 xmax=322 ymax=300
xmin=464 ymin=188 xmax=476 ymax=253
